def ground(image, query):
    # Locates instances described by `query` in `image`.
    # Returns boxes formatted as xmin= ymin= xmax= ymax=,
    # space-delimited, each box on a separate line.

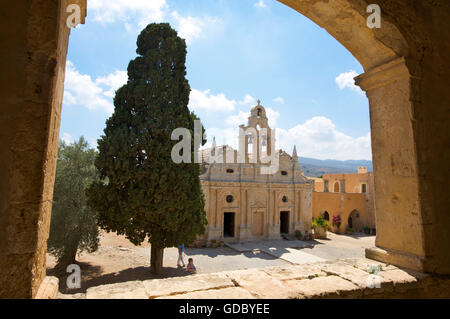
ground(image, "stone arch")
xmin=278 ymin=0 xmax=408 ymax=71
xmin=333 ymin=181 xmax=340 ymax=193
xmin=278 ymin=0 xmax=448 ymax=274
xmin=347 ymin=209 xmax=362 ymax=231
xmin=2 ymin=0 xmax=450 ymax=298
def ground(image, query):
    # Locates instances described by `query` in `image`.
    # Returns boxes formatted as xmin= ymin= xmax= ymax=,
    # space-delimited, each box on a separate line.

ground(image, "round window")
xmin=282 ymin=196 xmax=288 ymax=203
xmin=226 ymin=195 xmax=234 ymax=203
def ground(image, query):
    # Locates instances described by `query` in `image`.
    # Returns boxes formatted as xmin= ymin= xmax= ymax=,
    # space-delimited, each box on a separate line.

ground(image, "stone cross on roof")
xmin=257 ymin=99 xmax=261 ymax=106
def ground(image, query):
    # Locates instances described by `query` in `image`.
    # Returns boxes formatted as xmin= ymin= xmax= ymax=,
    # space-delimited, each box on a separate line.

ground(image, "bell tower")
xmin=239 ymin=100 xmax=274 ymax=164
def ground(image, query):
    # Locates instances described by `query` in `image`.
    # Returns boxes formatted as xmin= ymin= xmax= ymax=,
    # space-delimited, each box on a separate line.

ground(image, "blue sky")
xmin=61 ymin=0 xmax=371 ymax=160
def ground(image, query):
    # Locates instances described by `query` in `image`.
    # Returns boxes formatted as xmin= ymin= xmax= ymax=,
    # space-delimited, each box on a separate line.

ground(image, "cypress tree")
xmin=87 ymin=23 xmax=207 ymax=275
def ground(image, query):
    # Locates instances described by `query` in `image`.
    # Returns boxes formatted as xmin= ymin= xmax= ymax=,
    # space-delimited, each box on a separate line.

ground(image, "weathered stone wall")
xmin=375 ymin=0 xmax=450 ymax=275
xmin=0 ymin=0 xmax=85 ymax=298
xmin=280 ymin=0 xmax=450 ymax=274
xmin=312 ymin=192 xmax=372 ymax=232
xmin=322 ymin=172 xmax=371 ymax=194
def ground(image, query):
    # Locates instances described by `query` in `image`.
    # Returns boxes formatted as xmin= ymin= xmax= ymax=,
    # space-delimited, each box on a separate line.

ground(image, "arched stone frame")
xmin=2 ymin=0 xmax=450 ymax=298
xmin=323 ymin=211 xmax=330 ymax=221
xmin=347 ymin=209 xmax=363 ymax=232
xmin=333 ymin=181 xmax=340 ymax=193
xmin=278 ymin=0 xmax=448 ymax=274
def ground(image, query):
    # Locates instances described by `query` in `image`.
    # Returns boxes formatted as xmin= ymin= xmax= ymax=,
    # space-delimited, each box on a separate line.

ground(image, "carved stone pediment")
xmin=249 ymin=190 xmax=267 ymax=208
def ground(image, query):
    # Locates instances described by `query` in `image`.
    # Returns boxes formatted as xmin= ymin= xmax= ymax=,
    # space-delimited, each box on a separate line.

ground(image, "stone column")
xmin=239 ymin=188 xmax=250 ymax=241
xmin=340 ymin=180 xmax=346 ymax=193
xmin=324 ymin=180 xmax=329 ymax=193
xmin=356 ymin=58 xmax=426 ymax=272
xmin=0 ymin=0 xmax=86 ymax=298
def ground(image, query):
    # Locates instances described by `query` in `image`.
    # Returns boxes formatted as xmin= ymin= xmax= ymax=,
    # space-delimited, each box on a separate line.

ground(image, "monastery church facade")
xmin=199 ymin=101 xmax=313 ymax=244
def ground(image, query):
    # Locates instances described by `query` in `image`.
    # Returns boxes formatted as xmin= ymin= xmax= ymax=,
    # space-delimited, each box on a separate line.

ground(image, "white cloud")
xmin=96 ymin=70 xmax=128 ymax=98
xmin=189 ymin=89 xmax=237 ymax=112
xmin=203 ymin=127 xmax=240 ymax=150
xmin=266 ymin=107 xmax=280 ymax=127
xmin=88 ymin=0 xmax=167 ymax=27
xmin=335 ymin=70 xmax=363 ymax=94
xmin=254 ymin=0 xmax=267 ymax=9
xmin=61 ymin=133 xmax=74 ymax=144
xmin=272 ymin=96 xmax=285 ymax=104
xmin=275 ymin=117 xmax=371 ymax=160
xmin=89 ymin=0 xmax=222 ymax=44
xmin=63 ymin=61 xmax=128 ymax=115
xmin=171 ymin=11 xmax=222 ymax=44
xmin=226 ymin=110 xmax=249 ymax=126
xmin=204 ymin=115 xmax=371 ymax=160
xmin=172 ymin=11 xmax=204 ymax=44
xmin=239 ymin=94 xmax=256 ymax=106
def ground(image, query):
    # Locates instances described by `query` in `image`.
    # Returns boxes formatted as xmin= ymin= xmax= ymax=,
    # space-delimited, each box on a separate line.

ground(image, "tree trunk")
xmin=150 ymin=245 xmax=164 ymax=275
xmin=56 ymin=247 xmax=78 ymax=272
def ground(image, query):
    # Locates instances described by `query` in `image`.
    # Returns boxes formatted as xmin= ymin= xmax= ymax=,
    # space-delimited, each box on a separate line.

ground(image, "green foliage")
xmin=86 ymin=23 xmax=207 ymax=253
xmin=346 ymin=226 xmax=355 ymax=234
xmin=312 ymin=215 xmax=329 ymax=230
xmin=47 ymin=137 xmax=100 ymax=268
xmin=295 ymin=230 xmax=303 ymax=240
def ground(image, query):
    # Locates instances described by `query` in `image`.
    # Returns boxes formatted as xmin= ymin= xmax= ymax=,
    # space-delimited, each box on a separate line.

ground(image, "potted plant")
xmin=364 ymin=227 xmax=371 ymax=235
xmin=295 ymin=230 xmax=303 ymax=240
xmin=332 ymin=215 xmax=342 ymax=233
xmin=312 ymin=216 xmax=329 ymax=239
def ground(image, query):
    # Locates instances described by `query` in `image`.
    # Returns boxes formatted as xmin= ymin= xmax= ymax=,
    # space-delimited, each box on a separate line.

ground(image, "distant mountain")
xmin=299 ymin=157 xmax=373 ymax=177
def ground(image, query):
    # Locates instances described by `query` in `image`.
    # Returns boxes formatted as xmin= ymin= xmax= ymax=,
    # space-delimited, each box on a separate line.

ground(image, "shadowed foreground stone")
xmin=58 ymin=258 xmax=450 ymax=299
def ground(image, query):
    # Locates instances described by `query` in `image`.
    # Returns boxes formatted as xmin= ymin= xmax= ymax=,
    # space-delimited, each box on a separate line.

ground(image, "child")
xmin=186 ymin=258 xmax=197 ymax=274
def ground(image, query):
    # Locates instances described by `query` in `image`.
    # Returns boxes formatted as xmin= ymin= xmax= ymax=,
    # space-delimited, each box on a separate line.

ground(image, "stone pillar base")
xmin=206 ymin=227 xmax=222 ymax=242
xmin=239 ymin=226 xmax=252 ymax=242
xmin=365 ymin=247 xmax=425 ymax=272
xmin=267 ymin=225 xmax=280 ymax=240
xmin=35 ymin=276 xmax=59 ymax=299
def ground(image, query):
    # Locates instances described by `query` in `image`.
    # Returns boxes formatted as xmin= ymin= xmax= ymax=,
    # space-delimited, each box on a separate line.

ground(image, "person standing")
xmin=177 ymin=244 xmax=185 ymax=267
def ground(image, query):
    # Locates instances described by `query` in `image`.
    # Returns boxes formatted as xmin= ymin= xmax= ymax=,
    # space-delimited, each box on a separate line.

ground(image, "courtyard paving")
xmin=47 ymin=231 xmax=375 ymax=295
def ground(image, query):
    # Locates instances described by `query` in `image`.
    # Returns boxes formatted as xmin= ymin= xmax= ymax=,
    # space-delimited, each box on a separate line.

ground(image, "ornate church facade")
xmin=198 ymin=101 xmax=313 ymax=244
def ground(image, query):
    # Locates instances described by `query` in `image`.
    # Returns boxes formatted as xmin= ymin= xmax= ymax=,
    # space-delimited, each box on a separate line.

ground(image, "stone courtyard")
xmin=52 ymin=257 xmax=450 ymax=299
xmin=44 ymin=231 xmax=386 ymax=298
